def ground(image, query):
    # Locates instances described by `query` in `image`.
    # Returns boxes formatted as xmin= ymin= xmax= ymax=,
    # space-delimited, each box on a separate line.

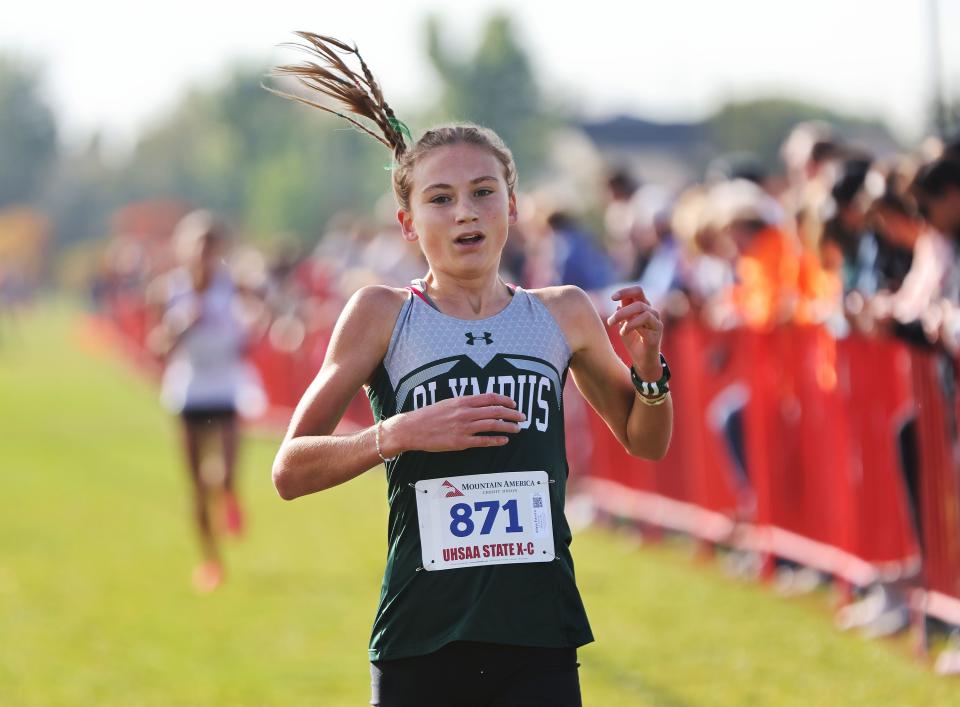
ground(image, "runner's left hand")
xmin=607 ymin=286 xmax=663 ymax=381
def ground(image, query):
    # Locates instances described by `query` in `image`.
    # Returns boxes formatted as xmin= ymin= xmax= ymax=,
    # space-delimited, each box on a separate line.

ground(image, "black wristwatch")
xmin=630 ymin=353 xmax=671 ymax=398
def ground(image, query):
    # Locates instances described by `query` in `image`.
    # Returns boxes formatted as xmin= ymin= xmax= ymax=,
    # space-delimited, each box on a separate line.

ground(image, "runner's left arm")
xmin=553 ymin=285 xmax=673 ymax=460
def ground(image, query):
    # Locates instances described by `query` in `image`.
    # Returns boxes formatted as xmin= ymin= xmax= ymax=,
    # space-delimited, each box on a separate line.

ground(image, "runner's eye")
xmin=430 ymin=195 xmax=451 ymax=204
xmin=475 ymin=189 xmax=493 ymax=198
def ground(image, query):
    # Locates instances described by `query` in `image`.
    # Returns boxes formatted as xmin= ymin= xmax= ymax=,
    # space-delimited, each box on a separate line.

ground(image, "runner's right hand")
xmin=382 ymin=393 xmax=525 ymax=454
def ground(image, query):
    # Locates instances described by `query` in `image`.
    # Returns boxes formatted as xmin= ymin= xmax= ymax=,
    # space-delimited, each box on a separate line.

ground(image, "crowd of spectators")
xmin=91 ymin=121 xmax=960 ymax=371
xmin=240 ymin=122 xmax=960 ymax=363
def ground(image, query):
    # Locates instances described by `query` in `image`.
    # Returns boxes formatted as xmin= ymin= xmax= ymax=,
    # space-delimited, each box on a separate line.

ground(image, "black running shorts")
xmin=370 ymin=641 xmax=581 ymax=707
xmin=179 ymin=405 xmax=237 ymax=425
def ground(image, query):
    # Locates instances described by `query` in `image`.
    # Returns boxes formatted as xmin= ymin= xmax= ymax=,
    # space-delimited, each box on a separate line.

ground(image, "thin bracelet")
xmin=638 ymin=392 xmax=669 ymax=407
xmin=375 ymin=420 xmax=398 ymax=463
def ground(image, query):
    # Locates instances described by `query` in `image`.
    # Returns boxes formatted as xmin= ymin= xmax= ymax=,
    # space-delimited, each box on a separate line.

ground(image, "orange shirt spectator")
xmin=731 ymin=222 xmax=800 ymax=329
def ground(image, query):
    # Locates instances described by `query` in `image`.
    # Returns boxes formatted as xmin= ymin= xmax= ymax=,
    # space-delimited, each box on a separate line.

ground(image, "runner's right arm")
xmin=272 ymin=286 xmax=524 ymax=500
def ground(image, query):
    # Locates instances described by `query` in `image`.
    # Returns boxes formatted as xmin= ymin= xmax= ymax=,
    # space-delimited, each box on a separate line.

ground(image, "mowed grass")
xmin=0 ymin=301 xmax=955 ymax=706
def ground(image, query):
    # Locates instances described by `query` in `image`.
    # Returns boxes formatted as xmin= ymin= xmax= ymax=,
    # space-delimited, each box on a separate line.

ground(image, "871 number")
xmin=450 ymin=499 xmax=523 ymax=537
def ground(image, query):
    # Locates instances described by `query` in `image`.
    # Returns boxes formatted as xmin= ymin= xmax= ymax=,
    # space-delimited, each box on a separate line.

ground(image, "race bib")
xmin=415 ymin=470 xmax=555 ymax=571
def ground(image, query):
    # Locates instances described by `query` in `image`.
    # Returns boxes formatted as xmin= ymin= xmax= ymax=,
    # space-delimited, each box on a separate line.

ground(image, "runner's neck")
xmin=412 ymin=277 xmax=515 ymax=316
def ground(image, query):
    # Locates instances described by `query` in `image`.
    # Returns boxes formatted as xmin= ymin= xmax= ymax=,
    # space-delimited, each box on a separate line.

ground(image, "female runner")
xmin=154 ymin=211 xmax=252 ymax=591
xmin=270 ymin=33 xmax=673 ymax=707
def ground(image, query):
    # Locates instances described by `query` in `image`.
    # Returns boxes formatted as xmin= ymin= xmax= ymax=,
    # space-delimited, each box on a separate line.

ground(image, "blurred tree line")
xmin=0 ymin=12 xmax=936 ymax=266
xmin=708 ymin=98 xmax=903 ymax=171
xmin=0 ymin=56 xmax=58 ymax=207
xmin=2 ymin=13 xmax=557 ymax=259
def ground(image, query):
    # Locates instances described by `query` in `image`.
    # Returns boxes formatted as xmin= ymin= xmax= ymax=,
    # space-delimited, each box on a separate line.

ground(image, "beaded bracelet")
xmin=375 ymin=420 xmax=397 ymax=464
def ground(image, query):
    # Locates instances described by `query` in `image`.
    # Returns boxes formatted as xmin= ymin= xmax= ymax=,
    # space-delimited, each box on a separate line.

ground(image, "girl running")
xmin=270 ymin=33 xmax=673 ymax=707
xmin=155 ymin=211 xmax=255 ymax=592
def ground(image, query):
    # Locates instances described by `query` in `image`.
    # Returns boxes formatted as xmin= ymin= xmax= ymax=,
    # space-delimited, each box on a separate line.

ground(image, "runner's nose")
xmin=455 ymin=205 xmax=479 ymax=224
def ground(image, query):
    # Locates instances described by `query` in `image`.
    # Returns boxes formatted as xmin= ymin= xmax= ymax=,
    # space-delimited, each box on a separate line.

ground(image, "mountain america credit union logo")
xmin=441 ymin=480 xmax=465 ymax=497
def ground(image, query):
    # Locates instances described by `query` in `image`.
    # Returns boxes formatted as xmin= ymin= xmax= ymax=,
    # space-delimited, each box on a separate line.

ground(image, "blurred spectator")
xmin=912 ymin=157 xmax=960 ymax=352
xmin=546 ymin=211 xmax=616 ymax=290
xmin=632 ymin=203 xmax=682 ymax=308
xmin=603 ymin=170 xmax=640 ymax=279
xmin=708 ymin=179 xmax=799 ymax=329
xmin=913 ymin=157 xmax=960 ymax=242
xmin=603 ymin=169 xmax=671 ymax=282
xmin=862 ymin=200 xmax=913 ymax=296
xmin=821 ymin=160 xmax=875 ymax=288
xmin=671 ymin=185 xmax=736 ymax=314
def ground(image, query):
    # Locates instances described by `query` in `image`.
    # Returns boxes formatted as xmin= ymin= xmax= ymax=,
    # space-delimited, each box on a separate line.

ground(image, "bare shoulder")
xmin=527 ymin=284 xmax=594 ymax=313
xmin=346 ymin=284 xmax=408 ymax=317
xmin=319 ymin=284 xmax=409 ymax=380
xmin=334 ymin=284 xmax=409 ymax=349
xmin=287 ymin=284 xmax=407 ymax=436
xmin=526 ymin=285 xmax=603 ymax=353
xmin=282 ymin=285 xmax=408 ymax=440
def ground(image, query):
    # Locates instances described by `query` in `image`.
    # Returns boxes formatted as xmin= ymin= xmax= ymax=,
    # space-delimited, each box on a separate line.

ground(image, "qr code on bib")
xmin=532 ymin=493 xmax=548 ymax=536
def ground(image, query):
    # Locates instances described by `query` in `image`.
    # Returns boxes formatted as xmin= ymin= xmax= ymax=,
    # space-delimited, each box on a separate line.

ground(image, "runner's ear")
xmin=397 ymin=208 xmax=418 ymax=242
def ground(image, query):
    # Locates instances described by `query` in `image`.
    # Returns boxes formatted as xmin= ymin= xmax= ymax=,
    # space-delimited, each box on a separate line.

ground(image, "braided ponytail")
xmin=268 ymin=32 xmax=408 ymax=158
xmin=268 ymin=32 xmax=517 ymax=211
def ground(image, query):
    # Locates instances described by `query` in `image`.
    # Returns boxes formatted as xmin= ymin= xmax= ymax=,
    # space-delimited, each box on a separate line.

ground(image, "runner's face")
xmin=399 ymin=144 xmax=517 ymax=277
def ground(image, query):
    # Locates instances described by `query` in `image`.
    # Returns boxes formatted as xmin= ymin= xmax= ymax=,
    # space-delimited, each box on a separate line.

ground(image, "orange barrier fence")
xmin=578 ymin=319 xmax=960 ymax=624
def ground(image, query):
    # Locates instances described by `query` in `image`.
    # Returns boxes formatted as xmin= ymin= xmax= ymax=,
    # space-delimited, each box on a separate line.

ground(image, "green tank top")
xmin=364 ymin=284 xmax=594 ymax=661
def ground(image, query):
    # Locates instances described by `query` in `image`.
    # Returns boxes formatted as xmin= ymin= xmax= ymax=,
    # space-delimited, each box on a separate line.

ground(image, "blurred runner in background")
xmin=151 ymin=210 xmax=263 ymax=592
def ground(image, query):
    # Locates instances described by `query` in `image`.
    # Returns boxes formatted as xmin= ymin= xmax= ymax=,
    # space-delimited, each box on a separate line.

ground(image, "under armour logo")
xmin=465 ymin=331 xmax=493 ymax=345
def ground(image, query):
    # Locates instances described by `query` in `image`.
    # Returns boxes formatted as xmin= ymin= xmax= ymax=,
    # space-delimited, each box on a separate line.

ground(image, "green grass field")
xmin=0 ymin=302 xmax=955 ymax=706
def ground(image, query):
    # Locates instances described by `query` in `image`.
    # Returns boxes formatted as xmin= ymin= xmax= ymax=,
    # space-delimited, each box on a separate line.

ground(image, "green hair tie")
xmin=387 ymin=116 xmax=413 ymax=145
xmin=383 ymin=117 xmax=413 ymax=170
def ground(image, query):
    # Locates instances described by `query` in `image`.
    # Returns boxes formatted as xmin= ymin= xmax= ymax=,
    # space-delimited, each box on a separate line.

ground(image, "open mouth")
xmin=455 ymin=232 xmax=485 ymax=245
